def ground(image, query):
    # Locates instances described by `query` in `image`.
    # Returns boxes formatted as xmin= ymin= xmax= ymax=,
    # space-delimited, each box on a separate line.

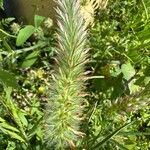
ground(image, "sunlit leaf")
xmin=0 ymin=117 xmax=19 ymax=132
xmin=34 ymin=15 xmax=45 ymax=28
xmin=121 ymin=62 xmax=135 ymax=80
xmin=18 ymin=111 xmax=28 ymax=127
xmin=0 ymin=127 xmax=25 ymax=142
xmin=16 ymin=25 xmax=35 ymax=46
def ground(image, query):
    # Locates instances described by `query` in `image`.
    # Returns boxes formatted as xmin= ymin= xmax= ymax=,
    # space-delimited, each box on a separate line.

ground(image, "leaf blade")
xmin=16 ymin=25 xmax=35 ymax=46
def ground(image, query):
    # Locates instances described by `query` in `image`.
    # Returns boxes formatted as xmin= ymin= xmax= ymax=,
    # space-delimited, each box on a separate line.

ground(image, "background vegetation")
xmin=0 ymin=0 xmax=150 ymax=149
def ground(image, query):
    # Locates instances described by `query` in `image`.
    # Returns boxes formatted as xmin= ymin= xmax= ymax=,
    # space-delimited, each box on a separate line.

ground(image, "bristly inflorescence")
xmin=45 ymin=0 xmax=88 ymax=149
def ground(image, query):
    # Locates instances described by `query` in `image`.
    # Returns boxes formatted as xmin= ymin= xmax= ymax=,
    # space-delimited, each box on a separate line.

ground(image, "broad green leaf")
xmin=0 ymin=69 xmax=18 ymax=88
xmin=21 ymin=50 xmax=39 ymax=68
xmin=144 ymin=77 xmax=150 ymax=85
xmin=121 ymin=62 xmax=135 ymax=80
xmin=128 ymin=79 xmax=140 ymax=94
xmin=34 ymin=15 xmax=45 ymax=28
xmin=111 ymin=67 xmax=121 ymax=77
xmin=16 ymin=25 xmax=35 ymax=46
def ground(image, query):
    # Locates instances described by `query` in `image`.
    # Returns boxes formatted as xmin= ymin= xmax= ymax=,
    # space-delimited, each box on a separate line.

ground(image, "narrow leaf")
xmin=0 ymin=117 xmax=19 ymax=132
xmin=21 ymin=50 xmax=39 ymax=68
xmin=17 ymin=111 xmax=28 ymax=127
xmin=0 ymin=127 xmax=25 ymax=142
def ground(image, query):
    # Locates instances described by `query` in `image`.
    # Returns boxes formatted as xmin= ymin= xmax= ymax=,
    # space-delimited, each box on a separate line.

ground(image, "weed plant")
xmin=0 ymin=0 xmax=150 ymax=149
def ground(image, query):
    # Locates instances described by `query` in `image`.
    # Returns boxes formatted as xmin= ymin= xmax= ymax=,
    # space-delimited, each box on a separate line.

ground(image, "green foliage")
xmin=16 ymin=25 xmax=35 ymax=46
xmin=21 ymin=50 xmax=39 ymax=68
xmin=34 ymin=15 xmax=45 ymax=28
xmin=121 ymin=62 xmax=135 ymax=81
xmin=0 ymin=9 xmax=54 ymax=150
xmin=0 ymin=0 xmax=150 ymax=149
xmin=16 ymin=15 xmax=45 ymax=46
xmin=0 ymin=15 xmax=54 ymax=70
xmin=84 ymin=0 xmax=150 ymax=149
xmin=0 ymin=69 xmax=18 ymax=88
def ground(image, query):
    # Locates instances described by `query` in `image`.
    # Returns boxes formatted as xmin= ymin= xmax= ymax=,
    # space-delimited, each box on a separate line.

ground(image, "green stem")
xmin=0 ymin=29 xmax=17 ymax=38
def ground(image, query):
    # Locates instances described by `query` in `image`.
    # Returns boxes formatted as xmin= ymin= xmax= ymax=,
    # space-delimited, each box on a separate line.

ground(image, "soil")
xmin=4 ymin=0 xmax=56 ymax=24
